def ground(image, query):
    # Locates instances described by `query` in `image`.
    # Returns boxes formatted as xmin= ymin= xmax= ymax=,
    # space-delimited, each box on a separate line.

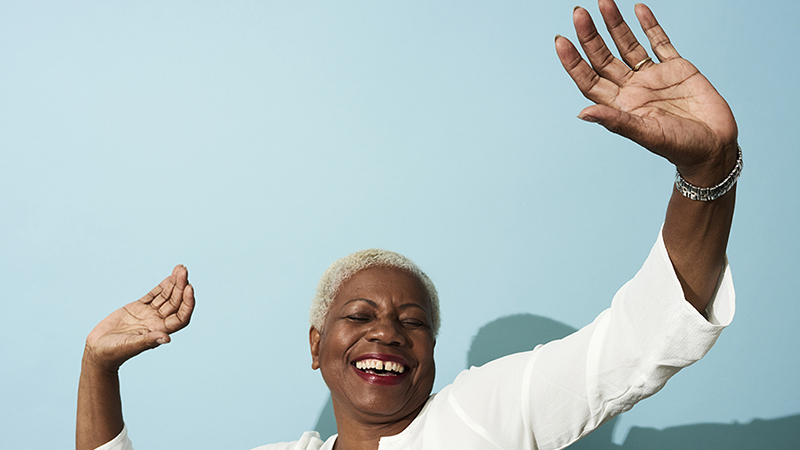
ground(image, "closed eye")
xmin=346 ymin=315 xmax=371 ymax=322
xmin=401 ymin=319 xmax=426 ymax=328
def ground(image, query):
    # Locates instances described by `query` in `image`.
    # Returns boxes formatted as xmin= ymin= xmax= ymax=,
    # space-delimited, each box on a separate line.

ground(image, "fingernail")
xmin=578 ymin=115 xmax=599 ymax=123
xmin=555 ymin=34 xmax=563 ymax=42
xmin=574 ymin=6 xmax=582 ymax=12
xmin=156 ymin=338 xmax=168 ymax=345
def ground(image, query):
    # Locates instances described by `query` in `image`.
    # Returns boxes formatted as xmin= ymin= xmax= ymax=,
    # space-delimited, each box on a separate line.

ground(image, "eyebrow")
xmin=343 ymin=298 xmax=377 ymax=308
xmin=342 ymin=298 xmax=429 ymax=314
xmin=398 ymin=303 xmax=429 ymax=314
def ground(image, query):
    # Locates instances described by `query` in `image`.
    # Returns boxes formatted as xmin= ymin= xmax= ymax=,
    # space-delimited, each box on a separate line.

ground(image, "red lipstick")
xmin=352 ymin=353 xmax=410 ymax=386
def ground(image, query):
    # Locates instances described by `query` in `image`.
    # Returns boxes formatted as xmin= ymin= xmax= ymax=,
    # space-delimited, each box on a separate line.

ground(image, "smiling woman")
xmin=309 ymin=265 xmax=437 ymax=447
xmin=76 ymin=1 xmax=740 ymax=449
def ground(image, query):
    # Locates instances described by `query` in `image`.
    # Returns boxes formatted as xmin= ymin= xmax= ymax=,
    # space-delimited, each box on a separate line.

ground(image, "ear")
xmin=309 ymin=326 xmax=321 ymax=370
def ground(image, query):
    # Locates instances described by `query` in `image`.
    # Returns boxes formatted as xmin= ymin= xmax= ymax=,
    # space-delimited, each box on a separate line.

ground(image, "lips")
xmin=352 ymin=353 xmax=410 ymax=386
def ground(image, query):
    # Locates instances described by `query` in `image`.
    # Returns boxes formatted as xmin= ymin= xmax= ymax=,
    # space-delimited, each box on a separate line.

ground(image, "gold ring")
xmin=633 ymin=56 xmax=652 ymax=72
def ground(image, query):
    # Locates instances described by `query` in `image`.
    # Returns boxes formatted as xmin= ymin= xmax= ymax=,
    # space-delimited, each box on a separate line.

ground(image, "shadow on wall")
xmin=314 ymin=314 xmax=800 ymax=448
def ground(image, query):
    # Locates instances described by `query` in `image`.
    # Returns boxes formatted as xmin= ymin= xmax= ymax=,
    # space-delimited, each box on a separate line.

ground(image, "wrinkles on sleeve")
xmin=586 ymin=229 xmax=733 ymax=419
xmin=526 ymin=228 xmax=735 ymax=450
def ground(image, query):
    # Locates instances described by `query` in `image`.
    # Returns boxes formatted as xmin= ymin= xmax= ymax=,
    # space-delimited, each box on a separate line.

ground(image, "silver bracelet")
xmin=675 ymin=145 xmax=743 ymax=201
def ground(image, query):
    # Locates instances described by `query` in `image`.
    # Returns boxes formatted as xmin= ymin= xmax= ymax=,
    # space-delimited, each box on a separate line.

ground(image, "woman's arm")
xmin=76 ymin=265 xmax=195 ymax=450
xmin=76 ymin=357 xmax=125 ymax=450
xmin=555 ymin=0 xmax=738 ymax=314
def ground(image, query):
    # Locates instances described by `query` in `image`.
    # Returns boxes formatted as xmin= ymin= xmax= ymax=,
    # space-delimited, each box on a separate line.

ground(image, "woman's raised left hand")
xmin=555 ymin=0 xmax=738 ymax=185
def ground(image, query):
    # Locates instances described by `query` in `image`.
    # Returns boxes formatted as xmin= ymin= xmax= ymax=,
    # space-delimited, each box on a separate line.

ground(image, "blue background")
xmin=1 ymin=0 xmax=798 ymax=448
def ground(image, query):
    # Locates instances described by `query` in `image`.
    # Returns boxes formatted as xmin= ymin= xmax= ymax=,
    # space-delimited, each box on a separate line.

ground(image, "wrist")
xmin=82 ymin=346 xmax=121 ymax=375
xmin=675 ymin=143 xmax=742 ymax=202
xmin=676 ymin=141 xmax=739 ymax=187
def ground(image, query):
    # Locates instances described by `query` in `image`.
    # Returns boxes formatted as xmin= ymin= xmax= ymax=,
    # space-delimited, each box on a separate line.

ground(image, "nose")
xmin=366 ymin=318 xmax=407 ymax=347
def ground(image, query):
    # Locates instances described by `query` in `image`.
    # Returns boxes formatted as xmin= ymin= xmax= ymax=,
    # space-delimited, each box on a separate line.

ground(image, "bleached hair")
xmin=310 ymin=249 xmax=440 ymax=337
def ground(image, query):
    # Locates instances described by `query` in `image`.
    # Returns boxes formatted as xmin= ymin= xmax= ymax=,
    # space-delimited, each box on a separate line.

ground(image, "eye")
xmin=400 ymin=318 xmax=426 ymax=328
xmin=346 ymin=314 xmax=371 ymax=323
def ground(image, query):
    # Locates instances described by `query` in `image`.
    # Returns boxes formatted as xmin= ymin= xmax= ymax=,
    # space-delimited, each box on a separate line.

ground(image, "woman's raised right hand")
xmin=83 ymin=264 xmax=195 ymax=372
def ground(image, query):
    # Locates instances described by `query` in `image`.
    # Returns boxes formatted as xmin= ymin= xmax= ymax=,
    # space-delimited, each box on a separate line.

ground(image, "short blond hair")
xmin=309 ymin=249 xmax=440 ymax=337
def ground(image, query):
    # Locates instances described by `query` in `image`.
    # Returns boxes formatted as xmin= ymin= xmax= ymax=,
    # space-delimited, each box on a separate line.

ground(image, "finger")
xmin=555 ymin=35 xmax=621 ymax=106
xmin=103 ymin=331 xmax=171 ymax=367
xmin=159 ymin=265 xmax=188 ymax=317
xmin=139 ymin=276 xmax=172 ymax=307
xmin=172 ymin=263 xmax=188 ymax=287
xmin=128 ymin=331 xmax=171 ymax=358
xmin=573 ymin=6 xmax=632 ymax=85
xmin=150 ymin=279 xmax=174 ymax=309
xmin=578 ymin=104 xmax=661 ymax=151
xmin=166 ymin=282 xmax=195 ymax=333
xmin=598 ymin=0 xmax=653 ymax=70
xmin=634 ymin=3 xmax=680 ymax=62
xmin=140 ymin=331 xmax=170 ymax=347
xmin=145 ymin=266 xmax=180 ymax=310
xmin=139 ymin=285 xmax=160 ymax=305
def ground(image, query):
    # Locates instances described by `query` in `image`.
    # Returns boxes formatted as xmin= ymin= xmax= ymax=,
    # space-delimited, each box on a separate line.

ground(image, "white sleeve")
xmin=93 ymin=425 xmax=134 ymax=450
xmin=443 ymin=229 xmax=735 ymax=450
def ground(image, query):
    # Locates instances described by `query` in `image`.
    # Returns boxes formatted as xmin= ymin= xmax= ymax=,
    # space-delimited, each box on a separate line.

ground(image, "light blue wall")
xmin=1 ymin=1 xmax=798 ymax=448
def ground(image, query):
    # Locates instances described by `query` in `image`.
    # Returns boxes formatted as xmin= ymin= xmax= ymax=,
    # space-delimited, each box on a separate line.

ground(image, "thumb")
xmin=137 ymin=331 xmax=171 ymax=350
xmin=117 ymin=331 xmax=171 ymax=362
xmin=578 ymin=105 xmax=657 ymax=150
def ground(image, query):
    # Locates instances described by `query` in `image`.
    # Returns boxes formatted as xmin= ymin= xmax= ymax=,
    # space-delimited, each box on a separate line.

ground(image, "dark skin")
xmin=554 ymin=0 xmax=737 ymax=312
xmin=309 ymin=267 xmax=437 ymax=450
xmin=77 ymin=1 xmax=736 ymax=449
xmin=76 ymin=265 xmax=194 ymax=450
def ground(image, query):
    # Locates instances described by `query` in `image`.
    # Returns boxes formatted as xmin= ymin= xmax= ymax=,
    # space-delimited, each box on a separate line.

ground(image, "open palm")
xmin=85 ymin=265 xmax=195 ymax=371
xmin=556 ymin=0 xmax=737 ymax=181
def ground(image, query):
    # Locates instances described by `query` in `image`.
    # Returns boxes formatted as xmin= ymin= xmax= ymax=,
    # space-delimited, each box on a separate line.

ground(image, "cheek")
xmin=318 ymin=327 xmax=357 ymax=365
xmin=414 ymin=336 xmax=436 ymax=371
xmin=414 ymin=332 xmax=435 ymax=353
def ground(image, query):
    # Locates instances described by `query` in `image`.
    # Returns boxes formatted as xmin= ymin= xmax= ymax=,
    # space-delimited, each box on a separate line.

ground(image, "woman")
xmin=77 ymin=1 xmax=739 ymax=449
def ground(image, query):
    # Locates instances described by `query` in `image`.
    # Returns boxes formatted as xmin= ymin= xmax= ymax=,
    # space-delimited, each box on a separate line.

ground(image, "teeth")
xmin=355 ymin=358 xmax=406 ymax=374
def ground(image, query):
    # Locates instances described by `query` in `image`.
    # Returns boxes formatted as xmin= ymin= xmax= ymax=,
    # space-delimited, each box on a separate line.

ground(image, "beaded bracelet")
xmin=675 ymin=145 xmax=743 ymax=201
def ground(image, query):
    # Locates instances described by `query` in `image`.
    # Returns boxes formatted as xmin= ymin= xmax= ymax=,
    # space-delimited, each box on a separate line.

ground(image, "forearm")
xmin=76 ymin=351 xmax=125 ymax=450
xmin=662 ymin=143 xmax=738 ymax=314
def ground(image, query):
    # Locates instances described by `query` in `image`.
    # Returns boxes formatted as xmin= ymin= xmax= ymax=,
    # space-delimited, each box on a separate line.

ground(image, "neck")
xmin=331 ymin=399 xmax=427 ymax=450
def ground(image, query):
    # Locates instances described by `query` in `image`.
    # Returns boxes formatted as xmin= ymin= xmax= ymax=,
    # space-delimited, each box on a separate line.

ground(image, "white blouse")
xmin=99 ymin=229 xmax=735 ymax=450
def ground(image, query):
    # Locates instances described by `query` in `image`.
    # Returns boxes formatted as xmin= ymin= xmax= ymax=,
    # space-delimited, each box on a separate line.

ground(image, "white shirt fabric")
xmin=97 ymin=230 xmax=735 ymax=450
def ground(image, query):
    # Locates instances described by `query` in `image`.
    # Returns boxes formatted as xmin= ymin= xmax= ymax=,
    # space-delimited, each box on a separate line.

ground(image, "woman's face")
xmin=309 ymin=266 xmax=436 ymax=426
